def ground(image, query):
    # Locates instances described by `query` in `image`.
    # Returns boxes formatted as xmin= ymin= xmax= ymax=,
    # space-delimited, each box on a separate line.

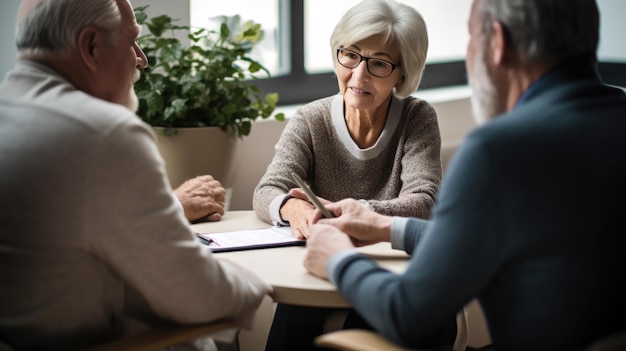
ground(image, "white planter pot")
xmin=154 ymin=127 xmax=240 ymax=198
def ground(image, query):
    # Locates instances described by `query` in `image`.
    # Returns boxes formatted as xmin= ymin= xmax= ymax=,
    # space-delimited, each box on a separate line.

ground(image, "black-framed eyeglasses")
xmin=336 ymin=48 xmax=400 ymax=78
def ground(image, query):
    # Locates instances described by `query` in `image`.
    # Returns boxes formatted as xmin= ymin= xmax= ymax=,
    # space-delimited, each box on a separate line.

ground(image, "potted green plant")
xmin=133 ymin=6 xmax=285 ymax=192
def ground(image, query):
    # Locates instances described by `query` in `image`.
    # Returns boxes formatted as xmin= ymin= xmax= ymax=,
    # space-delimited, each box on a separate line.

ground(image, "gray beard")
xmin=469 ymin=51 xmax=502 ymax=126
xmin=125 ymin=88 xmax=139 ymax=113
xmin=125 ymin=70 xmax=140 ymax=113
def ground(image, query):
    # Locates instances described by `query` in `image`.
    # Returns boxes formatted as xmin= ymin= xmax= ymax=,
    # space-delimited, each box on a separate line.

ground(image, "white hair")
xmin=330 ymin=0 xmax=429 ymax=98
xmin=16 ymin=0 xmax=121 ymax=58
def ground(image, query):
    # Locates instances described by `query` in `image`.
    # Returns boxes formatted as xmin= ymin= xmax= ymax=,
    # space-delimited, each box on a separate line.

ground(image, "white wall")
xmin=132 ymin=0 xmax=189 ymax=28
xmin=0 ymin=1 xmax=20 ymax=80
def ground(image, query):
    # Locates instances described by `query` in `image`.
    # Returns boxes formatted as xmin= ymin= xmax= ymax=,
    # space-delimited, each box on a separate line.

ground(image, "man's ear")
xmin=490 ymin=21 xmax=507 ymax=66
xmin=77 ymin=26 xmax=100 ymax=72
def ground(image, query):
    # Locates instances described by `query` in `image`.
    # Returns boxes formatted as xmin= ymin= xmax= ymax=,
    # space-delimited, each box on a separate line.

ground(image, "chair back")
xmin=0 ymin=341 xmax=14 ymax=351
xmin=587 ymin=330 xmax=626 ymax=351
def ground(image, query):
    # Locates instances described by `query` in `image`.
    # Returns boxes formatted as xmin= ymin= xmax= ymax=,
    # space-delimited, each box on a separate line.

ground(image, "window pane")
xmin=597 ymin=0 xmax=626 ymax=62
xmin=189 ymin=1 xmax=283 ymax=75
xmin=304 ymin=0 xmax=472 ymax=74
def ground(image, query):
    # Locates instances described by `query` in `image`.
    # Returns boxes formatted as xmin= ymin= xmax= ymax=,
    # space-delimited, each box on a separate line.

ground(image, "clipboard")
xmin=196 ymin=226 xmax=305 ymax=253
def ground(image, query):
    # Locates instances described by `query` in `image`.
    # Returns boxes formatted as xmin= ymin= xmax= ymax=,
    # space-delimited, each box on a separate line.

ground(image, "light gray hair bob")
xmin=330 ymin=0 xmax=429 ymax=98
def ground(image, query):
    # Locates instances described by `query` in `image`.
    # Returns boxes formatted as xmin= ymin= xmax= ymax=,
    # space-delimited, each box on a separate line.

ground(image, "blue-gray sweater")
xmin=329 ymin=58 xmax=626 ymax=350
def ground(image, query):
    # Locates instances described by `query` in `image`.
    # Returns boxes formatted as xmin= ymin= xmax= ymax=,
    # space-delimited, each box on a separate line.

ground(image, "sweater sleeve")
xmin=253 ymin=102 xmax=324 ymax=223
xmin=86 ymin=117 xmax=270 ymax=327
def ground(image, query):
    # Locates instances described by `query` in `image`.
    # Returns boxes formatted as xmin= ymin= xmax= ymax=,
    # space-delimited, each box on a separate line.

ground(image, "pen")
xmin=291 ymin=172 xmax=335 ymax=218
xmin=196 ymin=233 xmax=220 ymax=246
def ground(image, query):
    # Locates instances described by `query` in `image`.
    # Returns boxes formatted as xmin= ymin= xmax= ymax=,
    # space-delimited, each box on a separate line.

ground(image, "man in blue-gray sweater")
xmin=302 ymin=0 xmax=626 ymax=350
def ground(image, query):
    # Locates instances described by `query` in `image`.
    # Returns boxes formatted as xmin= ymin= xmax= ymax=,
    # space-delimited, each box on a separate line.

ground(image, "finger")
xmin=211 ymin=190 xmax=226 ymax=203
xmin=205 ymin=213 xmax=222 ymax=222
xmin=303 ymin=253 xmax=327 ymax=279
xmin=208 ymin=179 xmax=223 ymax=188
xmin=293 ymin=227 xmax=305 ymax=240
xmin=212 ymin=185 xmax=226 ymax=194
xmin=209 ymin=203 xmax=225 ymax=215
xmin=288 ymin=188 xmax=309 ymax=201
xmin=196 ymin=174 xmax=215 ymax=182
xmin=301 ymin=226 xmax=311 ymax=239
xmin=310 ymin=208 xmax=326 ymax=224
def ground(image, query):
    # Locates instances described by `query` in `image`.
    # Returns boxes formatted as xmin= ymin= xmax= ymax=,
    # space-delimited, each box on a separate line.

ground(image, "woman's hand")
xmin=280 ymin=188 xmax=332 ymax=239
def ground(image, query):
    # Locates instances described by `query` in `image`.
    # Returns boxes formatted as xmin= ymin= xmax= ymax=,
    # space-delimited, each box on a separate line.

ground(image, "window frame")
xmin=254 ymin=0 xmax=469 ymax=106
xmin=253 ymin=0 xmax=625 ymax=106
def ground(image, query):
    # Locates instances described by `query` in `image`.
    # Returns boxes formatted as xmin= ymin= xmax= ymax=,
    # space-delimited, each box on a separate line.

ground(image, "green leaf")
xmin=134 ymin=7 xmax=148 ymax=25
xmin=274 ymin=112 xmax=286 ymax=122
xmin=145 ymin=91 xmax=164 ymax=118
xmin=220 ymin=22 xmax=230 ymax=41
xmin=265 ymin=92 xmax=279 ymax=106
xmin=133 ymin=8 xmax=283 ymax=138
xmin=248 ymin=62 xmax=261 ymax=73
xmin=146 ymin=15 xmax=172 ymax=37
xmin=238 ymin=121 xmax=252 ymax=137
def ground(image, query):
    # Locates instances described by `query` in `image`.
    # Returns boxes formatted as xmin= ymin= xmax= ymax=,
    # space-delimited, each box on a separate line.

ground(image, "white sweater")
xmin=0 ymin=60 xmax=269 ymax=350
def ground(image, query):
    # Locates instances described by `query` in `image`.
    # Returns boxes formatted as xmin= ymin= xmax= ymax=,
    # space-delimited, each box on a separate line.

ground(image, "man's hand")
xmin=304 ymin=223 xmax=355 ymax=279
xmin=174 ymin=175 xmax=226 ymax=222
xmin=311 ymin=198 xmax=393 ymax=246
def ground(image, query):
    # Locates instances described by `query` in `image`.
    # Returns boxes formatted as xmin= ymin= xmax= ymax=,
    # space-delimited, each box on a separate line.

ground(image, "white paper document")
xmin=196 ymin=226 xmax=305 ymax=252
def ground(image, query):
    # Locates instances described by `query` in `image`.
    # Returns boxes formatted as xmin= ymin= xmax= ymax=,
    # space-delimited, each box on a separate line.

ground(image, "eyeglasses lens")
xmin=337 ymin=49 xmax=394 ymax=78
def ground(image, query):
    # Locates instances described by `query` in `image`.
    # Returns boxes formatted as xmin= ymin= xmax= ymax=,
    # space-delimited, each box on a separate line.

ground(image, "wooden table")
xmin=192 ymin=210 xmax=409 ymax=308
xmin=193 ymin=211 xmax=490 ymax=351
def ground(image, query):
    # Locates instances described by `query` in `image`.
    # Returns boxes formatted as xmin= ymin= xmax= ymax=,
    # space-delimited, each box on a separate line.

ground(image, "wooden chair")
xmin=317 ymin=329 xmax=626 ymax=351
xmin=83 ymin=319 xmax=236 ymax=351
xmin=316 ymin=305 xmax=626 ymax=351
xmin=316 ymin=307 xmax=471 ymax=351
xmin=316 ymin=329 xmax=433 ymax=351
xmin=587 ymin=330 xmax=626 ymax=351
